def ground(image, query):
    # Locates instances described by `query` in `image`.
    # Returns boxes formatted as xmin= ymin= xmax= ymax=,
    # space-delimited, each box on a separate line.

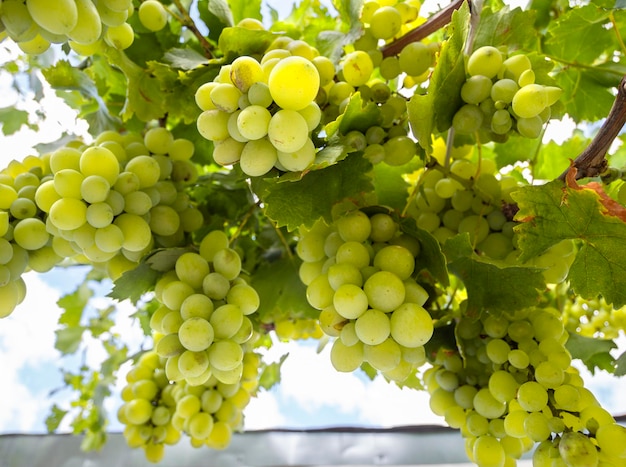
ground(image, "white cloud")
xmin=244 ymin=390 xmax=289 ymax=430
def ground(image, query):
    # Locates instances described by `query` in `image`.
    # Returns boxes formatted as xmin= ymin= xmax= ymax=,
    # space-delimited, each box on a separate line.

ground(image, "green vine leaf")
xmin=565 ymin=333 xmax=617 ymax=374
xmin=513 ymin=181 xmax=626 ymax=307
xmin=0 ymin=107 xmax=29 ymax=135
xmin=258 ymin=154 xmax=374 ymax=231
xmin=398 ymin=216 xmax=449 ymax=286
xmin=443 ymin=234 xmax=545 ymax=316
xmin=45 ymin=404 xmax=68 ymax=433
xmin=108 ymin=263 xmax=160 ymax=304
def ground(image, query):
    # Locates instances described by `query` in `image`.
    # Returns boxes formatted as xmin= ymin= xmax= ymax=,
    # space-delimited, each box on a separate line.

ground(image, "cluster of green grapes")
xmin=408 ymin=148 xmax=576 ymax=284
xmin=425 ymin=307 xmax=626 ymax=467
xmin=0 ymin=127 xmax=201 ymax=319
xmin=562 ymin=294 xmax=626 ymax=340
xmin=272 ymin=317 xmax=324 ymax=342
xmin=118 ymin=348 xmax=261 ymax=462
xmin=296 ymin=209 xmax=433 ymax=381
xmin=453 ymin=46 xmax=562 ymax=140
xmin=150 ymin=230 xmax=261 ymax=387
xmin=195 ymin=32 xmax=328 ymax=176
xmin=357 ymin=0 xmax=438 ymax=84
xmin=0 ymin=0 xmax=169 ymax=55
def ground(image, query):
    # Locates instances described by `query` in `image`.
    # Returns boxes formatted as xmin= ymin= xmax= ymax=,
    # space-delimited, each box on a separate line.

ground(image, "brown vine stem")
xmin=381 ymin=0 xmax=467 ymax=58
xmin=170 ymin=0 xmax=214 ymax=59
xmin=557 ymin=74 xmax=626 ymax=181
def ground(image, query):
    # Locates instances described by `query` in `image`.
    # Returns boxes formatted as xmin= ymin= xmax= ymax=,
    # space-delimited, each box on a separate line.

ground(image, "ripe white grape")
xmin=267 ymin=109 xmax=309 ymax=153
xmin=138 ymin=0 xmax=168 ymax=32
xmin=268 ymin=56 xmax=320 ymax=111
xmin=27 ymin=0 xmax=78 ymax=35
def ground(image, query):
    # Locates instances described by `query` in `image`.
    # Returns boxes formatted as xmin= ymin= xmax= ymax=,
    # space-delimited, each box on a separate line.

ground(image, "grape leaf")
xmin=108 ymin=263 xmax=160 ymax=304
xmin=513 ymin=181 xmax=626 ymax=307
xmin=54 ymin=326 xmax=85 ymax=354
xmin=251 ymin=256 xmax=318 ymax=323
xmin=218 ymin=27 xmax=277 ymax=62
xmin=370 ymin=158 xmax=422 ymax=212
xmin=199 ymin=0 xmax=234 ymax=43
xmin=615 ymin=351 xmax=626 ymax=376
xmin=544 ymin=4 xmax=612 ymax=65
xmin=324 ymin=92 xmax=382 ymax=137
xmin=398 ymin=216 xmax=449 ymax=286
xmin=473 ymin=5 xmax=539 ymax=51
xmin=553 ymin=69 xmax=617 ymax=123
xmin=408 ymin=2 xmax=469 ymax=155
xmin=565 ymin=333 xmax=617 ymax=374
xmin=534 ymin=131 xmax=591 ymax=180
xmin=104 ymin=48 xmax=166 ymax=122
xmin=0 ymin=107 xmax=29 ymax=135
xmin=258 ymin=353 xmax=289 ymax=390
xmin=57 ymin=281 xmax=93 ymax=327
xmin=443 ymin=234 xmax=545 ymax=317
xmin=258 ymin=154 xmax=374 ymax=231
xmin=163 ymin=48 xmax=210 ymax=70
xmin=229 ymin=0 xmax=262 ymax=23
xmin=45 ymin=404 xmax=68 ymax=433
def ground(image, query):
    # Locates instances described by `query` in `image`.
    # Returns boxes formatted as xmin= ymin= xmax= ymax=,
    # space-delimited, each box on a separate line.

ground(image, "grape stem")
xmin=557 ymin=75 xmax=626 ymax=181
xmin=169 ymin=0 xmax=214 ymax=59
xmin=381 ymin=0 xmax=467 ymax=58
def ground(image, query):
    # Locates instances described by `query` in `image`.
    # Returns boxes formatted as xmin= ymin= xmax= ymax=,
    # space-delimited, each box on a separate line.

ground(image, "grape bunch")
xmin=272 ymin=317 xmax=324 ymax=342
xmin=0 ymin=155 xmax=49 ymax=318
xmin=425 ymin=307 xmax=626 ymax=467
xmin=118 ymin=348 xmax=261 ymax=462
xmin=408 ymin=148 xmax=576 ymax=285
xmin=296 ymin=209 xmax=433 ymax=380
xmin=195 ymin=34 xmax=325 ymax=176
xmin=150 ymin=230 xmax=261 ymax=387
xmin=453 ymin=46 xmax=562 ymax=140
xmin=562 ymin=294 xmax=626 ymax=340
xmin=39 ymin=127 xmax=201 ymax=273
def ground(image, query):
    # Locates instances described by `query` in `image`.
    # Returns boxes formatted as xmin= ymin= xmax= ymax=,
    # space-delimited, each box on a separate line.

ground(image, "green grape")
xmin=311 ymin=55 xmax=335 ymax=87
xmin=209 ymin=304 xmax=243 ymax=339
xmin=208 ymin=340 xmax=244 ymax=372
xmin=298 ymin=102 xmax=322 ymax=131
xmin=49 ymin=198 xmax=87 ymax=231
xmin=511 ymin=84 xmax=547 ymax=119
xmin=457 ymin=215 xmax=490 ymax=245
xmin=188 ymin=411 xmax=214 ymax=440
xmin=0 ymin=281 xmax=21 ymax=318
xmin=175 ymin=252 xmax=210 ymax=290
xmin=199 ymin=231 xmax=230 ymax=262
xmin=205 ymin=421 xmax=232 ymax=449
xmin=306 ymin=274 xmax=335 ymax=310
xmin=363 ymin=271 xmax=405 ymax=312
xmin=517 ymin=381 xmax=548 ymax=412
xmin=114 ymin=213 xmax=152 ymax=252
xmin=212 ymin=248 xmax=241 ymax=281
xmin=354 ymin=308 xmax=391 ymax=345
xmin=27 ymin=0 xmax=78 ymax=35
xmin=144 ymin=127 xmax=173 ymax=155
xmin=327 ymin=263 xmax=362 ymax=290
xmin=333 ymin=283 xmax=368 ymax=319
xmin=389 ymin=303 xmax=433 ymax=347
xmin=369 ymin=213 xmax=397 ymax=242
xmin=467 ymin=46 xmax=503 ymax=79
xmin=197 ymin=109 xmax=231 ymax=141
xmin=330 ymin=339 xmax=364 ymax=372
xmin=236 ymin=105 xmax=271 ymax=141
xmin=54 ymin=169 xmax=84 ymax=199
xmin=516 ymin=115 xmax=543 ymax=138
xmin=2 ymin=0 xmax=40 ymax=42
xmin=96 ymin=1 xmax=129 ymax=27
xmin=239 ymin=138 xmax=278 ymax=177
xmin=490 ymin=79 xmax=518 ymax=104
xmin=149 ymin=205 xmax=180 ymax=237
xmin=500 ymin=54 xmax=531 ymax=82
xmin=328 ymin=81 xmax=355 ymax=106
xmin=178 ymin=349 xmax=210 ymax=378
xmin=123 ymin=191 xmax=153 ymax=216
xmin=558 ymin=431 xmax=599 ymax=467
xmin=277 ymin=138 xmax=316 ymax=172
xmin=485 ymin=339 xmax=511 ymax=364
xmin=10 ymin=198 xmax=37 ymax=220
xmin=373 ymin=245 xmax=415 ymax=280
xmin=369 ymin=6 xmax=402 ymax=40
xmin=383 ymin=136 xmax=416 ymax=166
xmin=379 ymin=56 xmax=401 ymax=80
xmin=195 ymin=82 xmax=219 ymax=111
xmin=335 ymin=241 xmax=370 ymax=269
xmin=180 ymin=294 xmax=214 ymax=321
xmin=94 ymin=224 xmax=124 ymax=252
xmin=461 ymin=75 xmax=493 ymax=105
xmin=80 ymin=146 xmax=120 ymax=185
xmin=488 ymin=370 xmax=519 ymax=404
xmin=490 ymin=109 xmax=513 ymax=135
xmin=68 ymin=0 xmax=102 ymax=45
xmin=138 ymin=0 xmax=168 ymax=32
xmin=341 ymin=51 xmax=374 ymax=87
xmin=523 ymin=412 xmax=551 ymax=442
xmin=336 ymin=210 xmax=371 ymax=242
xmin=226 ymin=283 xmax=259 ymax=316
xmin=85 ymin=202 xmax=111 ymax=228
xmin=399 ymin=42 xmax=433 ymax=77
xmin=473 ymin=388 xmax=507 ymax=419
xmin=473 ymin=435 xmax=505 ymax=467
xmin=268 ymin=56 xmax=320 ymax=111
xmin=178 ymin=317 xmax=214 ymax=352
xmin=452 ymin=104 xmax=483 ymax=134
xmin=267 ymin=109 xmax=309 ymax=153
xmin=123 ymin=398 xmax=154 ymax=425
xmin=210 ymin=83 xmax=242 ymax=114
xmin=595 ymin=423 xmax=626 ymax=458
xmin=105 ymin=23 xmax=135 ymax=50
xmin=80 ymin=175 xmax=110 ymax=204
xmin=247 ymin=82 xmax=273 ymax=109
xmin=363 ymin=337 xmax=401 ymax=371
xmin=213 ymin=138 xmax=245 ymax=166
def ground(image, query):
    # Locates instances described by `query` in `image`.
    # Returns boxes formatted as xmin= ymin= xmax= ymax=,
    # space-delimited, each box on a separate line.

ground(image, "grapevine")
xmin=1 ymin=1 xmax=626 ymax=467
